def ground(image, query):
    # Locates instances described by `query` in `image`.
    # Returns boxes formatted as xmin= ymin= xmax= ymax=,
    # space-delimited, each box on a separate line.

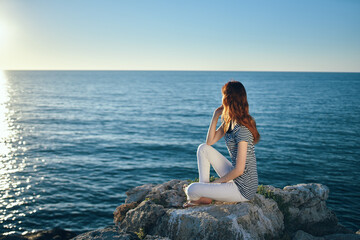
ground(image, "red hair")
xmin=221 ymin=80 xmax=260 ymax=144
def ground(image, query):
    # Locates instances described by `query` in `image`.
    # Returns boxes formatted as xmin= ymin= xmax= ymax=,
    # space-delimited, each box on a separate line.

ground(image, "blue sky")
xmin=0 ymin=0 xmax=359 ymax=71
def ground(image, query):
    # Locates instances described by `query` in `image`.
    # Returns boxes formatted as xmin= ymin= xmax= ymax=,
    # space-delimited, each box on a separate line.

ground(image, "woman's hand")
xmin=206 ymin=105 xmax=225 ymax=145
xmin=212 ymin=178 xmax=223 ymax=184
xmin=214 ymin=105 xmax=224 ymax=117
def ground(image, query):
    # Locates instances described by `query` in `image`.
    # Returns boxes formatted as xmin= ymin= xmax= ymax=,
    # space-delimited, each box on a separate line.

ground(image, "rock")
xmin=4 ymin=178 xmax=355 ymax=240
xmin=143 ymin=235 xmax=171 ymax=240
xmin=75 ymin=179 xmax=356 ymax=240
xmin=125 ymin=184 xmax=155 ymax=204
xmin=0 ymin=228 xmax=77 ymax=240
xmin=0 ymin=235 xmax=26 ymax=240
xmin=292 ymin=230 xmax=324 ymax=240
xmin=293 ymin=230 xmax=325 ymax=240
xmin=323 ymin=233 xmax=360 ymax=240
xmin=125 ymin=180 xmax=189 ymax=208
xmin=152 ymin=194 xmax=284 ymax=240
xmin=292 ymin=230 xmax=360 ymax=240
xmin=119 ymin=200 xmax=166 ymax=233
xmin=114 ymin=202 xmax=140 ymax=224
xmin=71 ymin=226 xmax=138 ymax=240
xmin=117 ymin=180 xmax=285 ymax=239
xmin=261 ymin=183 xmax=352 ymax=236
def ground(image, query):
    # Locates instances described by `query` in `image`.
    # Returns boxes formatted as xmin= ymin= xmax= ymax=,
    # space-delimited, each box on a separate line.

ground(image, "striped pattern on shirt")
xmin=224 ymin=122 xmax=258 ymax=201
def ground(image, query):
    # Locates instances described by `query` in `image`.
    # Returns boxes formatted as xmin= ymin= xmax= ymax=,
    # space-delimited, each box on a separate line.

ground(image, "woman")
xmin=183 ymin=80 xmax=260 ymax=208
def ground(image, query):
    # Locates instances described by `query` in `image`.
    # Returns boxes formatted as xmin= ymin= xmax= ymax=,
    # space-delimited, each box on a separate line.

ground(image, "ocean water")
xmin=0 ymin=70 xmax=359 ymax=234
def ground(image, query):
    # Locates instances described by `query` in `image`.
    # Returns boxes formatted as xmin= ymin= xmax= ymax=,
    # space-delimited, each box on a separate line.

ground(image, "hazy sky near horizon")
xmin=0 ymin=0 xmax=359 ymax=72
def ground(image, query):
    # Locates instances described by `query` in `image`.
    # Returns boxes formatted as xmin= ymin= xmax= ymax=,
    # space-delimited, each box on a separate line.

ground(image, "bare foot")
xmin=182 ymin=201 xmax=199 ymax=208
xmin=198 ymin=197 xmax=212 ymax=205
xmin=183 ymin=197 xmax=212 ymax=208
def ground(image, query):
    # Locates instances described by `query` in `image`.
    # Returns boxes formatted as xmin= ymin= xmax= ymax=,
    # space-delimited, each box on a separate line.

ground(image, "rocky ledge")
xmin=73 ymin=179 xmax=359 ymax=240
xmin=0 ymin=228 xmax=77 ymax=240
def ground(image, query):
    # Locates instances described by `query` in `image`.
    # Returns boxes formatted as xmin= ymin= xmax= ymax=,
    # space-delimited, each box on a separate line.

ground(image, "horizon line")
xmin=2 ymin=69 xmax=360 ymax=73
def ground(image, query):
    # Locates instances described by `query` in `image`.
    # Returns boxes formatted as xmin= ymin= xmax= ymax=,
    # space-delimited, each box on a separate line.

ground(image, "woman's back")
xmin=224 ymin=123 xmax=258 ymax=200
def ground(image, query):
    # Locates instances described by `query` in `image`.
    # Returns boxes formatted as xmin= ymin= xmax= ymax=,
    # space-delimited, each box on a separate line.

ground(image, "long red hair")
xmin=221 ymin=80 xmax=260 ymax=144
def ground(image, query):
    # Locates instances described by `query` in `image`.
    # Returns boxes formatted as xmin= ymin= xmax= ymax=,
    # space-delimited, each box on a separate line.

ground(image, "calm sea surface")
xmin=0 ymin=71 xmax=359 ymax=234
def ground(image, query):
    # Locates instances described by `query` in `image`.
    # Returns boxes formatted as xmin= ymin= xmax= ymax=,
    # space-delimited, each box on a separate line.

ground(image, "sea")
xmin=0 ymin=70 xmax=359 ymax=235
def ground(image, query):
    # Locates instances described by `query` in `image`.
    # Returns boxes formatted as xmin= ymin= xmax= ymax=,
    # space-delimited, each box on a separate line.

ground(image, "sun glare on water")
xmin=0 ymin=71 xmax=30 ymax=233
xmin=0 ymin=71 xmax=11 ymax=163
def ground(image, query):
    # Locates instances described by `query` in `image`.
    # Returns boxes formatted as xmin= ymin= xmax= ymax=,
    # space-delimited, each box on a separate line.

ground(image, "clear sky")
xmin=0 ymin=0 xmax=359 ymax=72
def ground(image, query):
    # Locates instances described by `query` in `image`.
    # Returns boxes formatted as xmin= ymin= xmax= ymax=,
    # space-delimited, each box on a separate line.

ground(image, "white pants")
xmin=185 ymin=143 xmax=249 ymax=202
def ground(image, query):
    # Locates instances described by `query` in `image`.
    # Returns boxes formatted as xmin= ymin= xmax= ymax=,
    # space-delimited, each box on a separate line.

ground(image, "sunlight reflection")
xmin=0 ymin=71 xmax=38 ymax=234
xmin=0 ymin=71 xmax=24 ymax=232
xmin=0 ymin=70 xmax=13 ymax=205
xmin=0 ymin=70 xmax=11 ymax=163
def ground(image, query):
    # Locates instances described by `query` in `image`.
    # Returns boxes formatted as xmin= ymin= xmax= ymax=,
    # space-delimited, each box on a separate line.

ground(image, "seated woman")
xmin=183 ymin=80 xmax=260 ymax=207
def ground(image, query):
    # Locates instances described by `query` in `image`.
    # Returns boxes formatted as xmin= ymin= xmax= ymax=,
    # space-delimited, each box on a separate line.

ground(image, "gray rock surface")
xmin=120 ymin=200 xmax=166 ymax=233
xmin=72 ymin=226 xmax=171 ymax=240
xmin=72 ymin=226 xmax=138 ymax=240
xmin=292 ymin=230 xmax=360 ymax=240
xmin=118 ymin=179 xmax=285 ymax=239
xmin=125 ymin=184 xmax=155 ymax=204
xmin=134 ymin=179 xmax=188 ymax=208
xmin=74 ymin=179 xmax=356 ymax=240
xmin=293 ymin=230 xmax=325 ymax=240
xmin=152 ymin=194 xmax=284 ymax=240
xmin=143 ymin=235 xmax=171 ymax=240
xmin=323 ymin=233 xmax=360 ymax=240
xmin=0 ymin=228 xmax=76 ymax=240
xmin=261 ymin=183 xmax=352 ymax=236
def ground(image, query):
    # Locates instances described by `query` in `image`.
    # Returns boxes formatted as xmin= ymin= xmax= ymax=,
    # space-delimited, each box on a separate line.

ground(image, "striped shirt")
xmin=224 ymin=121 xmax=258 ymax=201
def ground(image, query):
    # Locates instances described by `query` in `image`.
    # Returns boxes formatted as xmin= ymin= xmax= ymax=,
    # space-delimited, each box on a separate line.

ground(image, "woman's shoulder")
xmin=225 ymin=121 xmax=251 ymax=135
xmin=234 ymin=123 xmax=248 ymax=131
xmin=234 ymin=124 xmax=254 ymax=142
xmin=226 ymin=122 xmax=247 ymax=132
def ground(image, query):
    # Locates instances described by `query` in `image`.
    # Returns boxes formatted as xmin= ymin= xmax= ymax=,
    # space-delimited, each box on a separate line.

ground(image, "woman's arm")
xmin=206 ymin=106 xmax=225 ymax=145
xmin=213 ymin=141 xmax=248 ymax=183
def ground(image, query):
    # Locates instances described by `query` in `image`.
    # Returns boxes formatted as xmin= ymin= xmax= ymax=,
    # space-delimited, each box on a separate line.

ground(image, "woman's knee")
xmin=197 ymin=143 xmax=212 ymax=155
xmin=185 ymin=183 xmax=202 ymax=200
